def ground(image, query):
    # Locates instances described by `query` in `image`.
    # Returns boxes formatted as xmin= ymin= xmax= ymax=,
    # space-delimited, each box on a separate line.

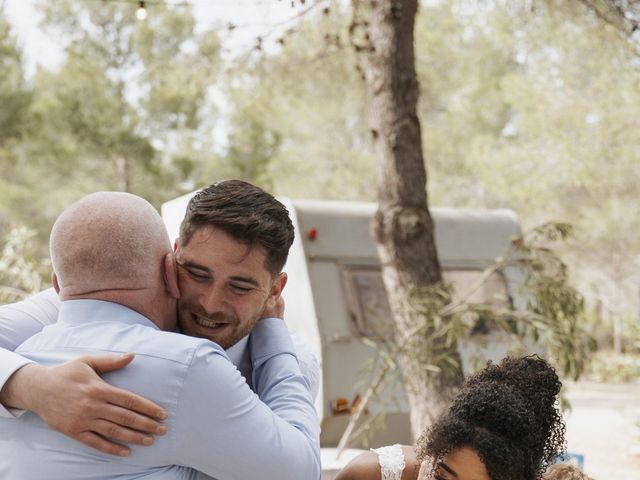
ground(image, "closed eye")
xmin=230 ymin=284 xmax=253 ymax=294
xmin=177 ymin=262 xmax=211 ymax=282
xmin=188 ymin=271 xmax=211 ymax=282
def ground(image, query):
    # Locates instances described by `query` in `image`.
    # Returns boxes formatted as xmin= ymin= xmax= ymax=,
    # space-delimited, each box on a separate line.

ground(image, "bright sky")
xmin=3 ymin=0 xmax=307 ymax=77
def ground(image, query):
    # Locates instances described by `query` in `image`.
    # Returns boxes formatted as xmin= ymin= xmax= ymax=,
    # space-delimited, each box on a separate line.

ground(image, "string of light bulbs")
xmin=136 ymin=1 xmax=147 ymax=20
xmin=96 ymin=0 xmax=315 ymax=14
xmin=94 ymin=0 xmax=329 ymax=27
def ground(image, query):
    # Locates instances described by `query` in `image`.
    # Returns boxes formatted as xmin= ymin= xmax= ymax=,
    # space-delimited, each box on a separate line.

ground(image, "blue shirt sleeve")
xmin=172 ymin=318 xmax=321 ymax=480
xmin=0 ymin=288 xmax=60 ymax=351
xmin=0 ymin=289 xmax=60 ymax=417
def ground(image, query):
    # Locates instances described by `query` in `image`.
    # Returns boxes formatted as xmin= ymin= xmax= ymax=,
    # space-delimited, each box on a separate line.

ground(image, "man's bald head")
xmin=50 ymin=192 xmax=171 ymax=297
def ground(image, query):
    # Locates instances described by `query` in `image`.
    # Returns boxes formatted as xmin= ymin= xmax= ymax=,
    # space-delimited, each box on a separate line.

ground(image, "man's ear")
xmin=261 ymin=272 xmax=288 ymax=319
xmin=163 ymin=253 xmax=180 ymax=300
xmin=173 ymin=240 xmax=179 ymax=253
xmin=269 ymin=272 xmax=287 ymax=300
xmin=52 ymin=272 xmax=60 ymax=294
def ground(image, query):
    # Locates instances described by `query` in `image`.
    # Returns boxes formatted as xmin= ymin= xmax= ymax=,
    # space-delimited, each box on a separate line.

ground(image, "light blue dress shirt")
xmin=0 ymin=300 xmax=321 ymax=480
xmin=0 ymin=288 xmax=320 ymax=418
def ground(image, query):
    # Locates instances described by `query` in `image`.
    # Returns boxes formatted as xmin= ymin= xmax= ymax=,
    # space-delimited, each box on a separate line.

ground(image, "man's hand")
xmin=261 ymin=296 xmax=284 ymax=320
xmin=0 ymin=353 xmax=167 ymax=456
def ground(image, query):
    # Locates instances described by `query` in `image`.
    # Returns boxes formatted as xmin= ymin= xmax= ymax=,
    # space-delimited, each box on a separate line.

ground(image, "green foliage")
xmin=0 ymin=226 xmax=51 ymax=303
xmin=1 ymin=0 xmax=638 ymax=357
xmin=402 ymin=222 xmax=595 ymax=381
xmin=625 ymin=316 xmax=640 ymax=353
xmin=220 ymin=1 xmax=374 ymax=200
xmin=221 ymin=0 xmax=640 ymax=355
xmin=0 ymin=0 xmax=224 ymax=240
xmin=508 ymin=223 xmax=597 ymax=380
xmin=401 ymin=282 xmax=466 ymax=381
xmin=587 ymin=351 xmax=640 ymax=382
xmin=338 ymin=221 xmax=593 ymax=449
xmin=0 ymin=13 xmax=30 ymax=146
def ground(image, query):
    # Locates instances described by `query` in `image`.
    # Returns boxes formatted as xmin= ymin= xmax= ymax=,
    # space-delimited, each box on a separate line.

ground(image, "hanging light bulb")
xmin=136 ymin=1 xmax=147 ymax=21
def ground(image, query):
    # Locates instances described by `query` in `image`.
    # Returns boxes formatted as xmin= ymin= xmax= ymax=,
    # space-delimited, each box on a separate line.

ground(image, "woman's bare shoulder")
xmin=334 ymin=451 xmax=381 ymax=480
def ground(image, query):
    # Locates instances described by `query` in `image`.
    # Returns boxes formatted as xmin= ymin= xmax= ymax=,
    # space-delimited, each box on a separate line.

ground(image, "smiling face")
xmin=175 ymin=226 xmax=285 ymax=349
xmin=419 ymin=448 xmax=491 ymax=480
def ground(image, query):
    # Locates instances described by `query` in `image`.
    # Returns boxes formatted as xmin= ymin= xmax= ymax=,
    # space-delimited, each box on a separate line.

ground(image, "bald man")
xmin=0 ymin=192 xmax=320 ymax=480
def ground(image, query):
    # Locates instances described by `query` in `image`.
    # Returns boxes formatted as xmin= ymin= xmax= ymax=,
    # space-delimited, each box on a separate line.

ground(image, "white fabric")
xmin=372 ymin=444 xmax=405 ymax=480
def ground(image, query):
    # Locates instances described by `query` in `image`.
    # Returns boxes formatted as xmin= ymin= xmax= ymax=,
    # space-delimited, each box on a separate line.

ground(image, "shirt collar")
xmin=58 ymin=299 xmax=160 ymax=330
xmin=59 ymin=299 xmax=251 ymax=367
xmin=225 ymin=335 xmax=250 ymax=365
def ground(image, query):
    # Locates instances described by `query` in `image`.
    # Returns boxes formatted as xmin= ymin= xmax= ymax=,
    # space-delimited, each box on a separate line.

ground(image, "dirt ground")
xmin=563 ymin=380 xmax=640 ymax=480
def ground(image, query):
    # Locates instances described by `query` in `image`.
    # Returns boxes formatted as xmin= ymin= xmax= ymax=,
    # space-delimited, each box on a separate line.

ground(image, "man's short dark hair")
xmin=179 ymin=180 xmax=295 ymax=275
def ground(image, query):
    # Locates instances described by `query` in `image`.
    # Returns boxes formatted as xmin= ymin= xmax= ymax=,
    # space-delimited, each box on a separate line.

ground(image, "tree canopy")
xmin=1 ymin=0 xmax=639 ymax=347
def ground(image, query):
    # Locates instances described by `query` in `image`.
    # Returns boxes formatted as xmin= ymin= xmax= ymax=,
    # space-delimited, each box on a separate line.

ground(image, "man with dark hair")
xmin=176 ymin=180 xmax=295 ymax=353
xmin=0 ymin=180 xmax=319 ymax=459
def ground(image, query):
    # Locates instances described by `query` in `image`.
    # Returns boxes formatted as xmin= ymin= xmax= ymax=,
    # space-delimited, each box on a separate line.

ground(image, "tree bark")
xmin=116 ymin=156 xmax=131 ymax=192
xmin=351 ymin=0 xmax=463 ymax=440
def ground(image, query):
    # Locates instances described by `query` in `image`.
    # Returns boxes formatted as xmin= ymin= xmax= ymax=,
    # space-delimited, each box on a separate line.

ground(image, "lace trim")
xmin=372 ymin=444 xmax=405 ymax=480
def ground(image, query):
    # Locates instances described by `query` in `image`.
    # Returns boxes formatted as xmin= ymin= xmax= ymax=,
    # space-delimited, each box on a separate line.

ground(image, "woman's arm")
xmin=335 ymin=451 xmax=382 ymax=480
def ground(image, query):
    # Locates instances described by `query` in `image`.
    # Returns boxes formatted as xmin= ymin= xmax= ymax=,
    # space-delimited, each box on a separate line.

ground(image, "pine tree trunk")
xmin=351 ymin=0 xmax=464 ymax=440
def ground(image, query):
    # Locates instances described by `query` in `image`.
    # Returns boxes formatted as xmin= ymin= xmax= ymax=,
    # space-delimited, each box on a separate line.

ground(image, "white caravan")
xmin=161 ymin=194 xmax=523 ymax=451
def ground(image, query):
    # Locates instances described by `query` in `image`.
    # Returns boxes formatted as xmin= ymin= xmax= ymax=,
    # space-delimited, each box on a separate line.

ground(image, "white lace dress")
xmin=372 ymin=444 xmax=406 ymax=480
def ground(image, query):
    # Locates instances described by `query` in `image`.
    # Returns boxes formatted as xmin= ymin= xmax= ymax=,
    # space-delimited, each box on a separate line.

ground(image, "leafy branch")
xmin=336 ymin=221 xmax=595 ymax=454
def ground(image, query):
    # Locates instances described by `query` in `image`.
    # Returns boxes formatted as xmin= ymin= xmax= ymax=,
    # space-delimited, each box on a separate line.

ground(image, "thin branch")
xmin=336 ymin=318 xmax=436 ymax=457
xmin=228 ymin=0 xmax=329 ymax=69
xmin=578 ymin=0 xmax=631 ymax=31
xmin=439 ymin=262 xmax=505 ymax=317
xmin=577 ymin=0 xmax=640 ymax=55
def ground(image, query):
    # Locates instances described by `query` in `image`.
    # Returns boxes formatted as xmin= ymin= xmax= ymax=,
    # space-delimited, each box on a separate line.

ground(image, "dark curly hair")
xmin=417 ymin=355 xmax=566 ymax=480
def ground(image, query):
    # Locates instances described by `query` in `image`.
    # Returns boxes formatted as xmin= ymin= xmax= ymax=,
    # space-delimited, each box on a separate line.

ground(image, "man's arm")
xmin=0 ymin=290 xmax=167 ymax=456
xmin=173 ymin=318 xmax=321 ymax=480
xmin=261 ymin=295 xmax=320 ymax=401
xmin=0 ymin=288 xmax=62 ymax=418
xmin=290 ymin=331 xmax=320 ymax=400
xmin=0 ymin=354 xmax=169 ymax=456
xmin=0 ymin=288 xmax=60 ymax=350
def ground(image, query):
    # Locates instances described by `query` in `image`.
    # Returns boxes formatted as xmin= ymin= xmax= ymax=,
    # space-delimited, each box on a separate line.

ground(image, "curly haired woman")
xmin=335 ymin=355 xmax=566 ymax=480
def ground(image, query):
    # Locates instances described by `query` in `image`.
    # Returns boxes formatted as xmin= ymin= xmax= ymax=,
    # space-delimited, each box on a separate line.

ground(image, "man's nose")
xmin=200 ymin=283 xmax=226 ymax=314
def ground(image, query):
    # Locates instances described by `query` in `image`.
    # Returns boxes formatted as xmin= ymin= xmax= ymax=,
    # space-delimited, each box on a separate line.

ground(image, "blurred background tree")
xmin=1 ymin=0 xmax=639 ymax=373
xmin=0 ymin=0 xmax=223 ymax=251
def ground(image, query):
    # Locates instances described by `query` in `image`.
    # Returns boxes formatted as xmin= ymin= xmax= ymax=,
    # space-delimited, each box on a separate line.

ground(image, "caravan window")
xmin=342 ymin=266 xmax=511 ymax=339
